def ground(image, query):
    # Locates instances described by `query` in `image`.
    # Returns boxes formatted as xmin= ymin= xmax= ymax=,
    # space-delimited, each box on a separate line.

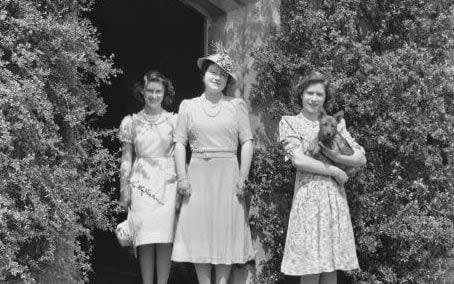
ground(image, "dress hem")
xmin=135 ymin=238 xmax=174 ymax=247
xmin=171 ymin=255 xmax=255 ymax=265
xmin=281 ymin=265 xmax=360 ymax=276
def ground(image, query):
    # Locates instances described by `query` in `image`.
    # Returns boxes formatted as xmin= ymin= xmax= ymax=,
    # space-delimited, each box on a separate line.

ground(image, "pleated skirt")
xmin=171 ymin=156 xmax=255 ymax=264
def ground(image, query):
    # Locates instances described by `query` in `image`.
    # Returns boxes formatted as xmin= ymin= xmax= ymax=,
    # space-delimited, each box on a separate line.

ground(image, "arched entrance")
xmin=88 ymin=0 xmax=204 ymax=283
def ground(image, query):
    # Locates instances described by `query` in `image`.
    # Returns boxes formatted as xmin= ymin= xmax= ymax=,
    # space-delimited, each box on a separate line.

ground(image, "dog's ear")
xmin=318 ymin=108 xmax=327 ymax=120
xmin=333 ymin=110 xmax=344 ymax=123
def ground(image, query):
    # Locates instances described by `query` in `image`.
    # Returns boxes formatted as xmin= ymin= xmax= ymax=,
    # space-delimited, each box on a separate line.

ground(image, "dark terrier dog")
xmin=308 ymin=110 xmax=355 ymax=173
xmin=281 ymin=110 xmax=355 ymax=173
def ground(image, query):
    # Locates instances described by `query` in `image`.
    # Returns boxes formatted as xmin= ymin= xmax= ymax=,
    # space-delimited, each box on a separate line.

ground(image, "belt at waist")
xmin=191 ymin=152 xmax=236 ymax=159
xmin=136 ymin=155 xmax=172 ymax=159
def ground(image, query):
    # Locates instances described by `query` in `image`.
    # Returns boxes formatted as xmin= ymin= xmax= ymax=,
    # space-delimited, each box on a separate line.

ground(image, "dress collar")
xmin=297 ymin=112 xmax=319 ymax=128
xmin=134 ymin=110 xmax=173 ymax=125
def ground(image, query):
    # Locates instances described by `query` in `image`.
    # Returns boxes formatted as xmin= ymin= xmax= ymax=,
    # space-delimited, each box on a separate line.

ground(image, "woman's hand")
xmin=176 ymin=178 xmax=191 ymax=213
xmin=329 ymin=166 xmax=348 ymax=185
xmin=319 ymin=142 xmax=367 ymax=168
xmin=119 ymin=186 xmax=131 ymax=210
xmin=177 ymin=178 xmax=191 ymax=197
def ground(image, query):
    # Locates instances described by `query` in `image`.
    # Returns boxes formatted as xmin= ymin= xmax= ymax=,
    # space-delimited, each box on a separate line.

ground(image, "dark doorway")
xmin=88 ymin=1 xmax=204 ymax=283
xmin=92 ymin=0 xmax=205 ymax=129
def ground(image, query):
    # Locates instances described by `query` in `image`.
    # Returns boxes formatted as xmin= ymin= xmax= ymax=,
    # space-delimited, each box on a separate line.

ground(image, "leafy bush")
xmin=0 ymin=0 xmax=118 ymax=283
xmin=248 ymin=0 xmax=454 ymax=283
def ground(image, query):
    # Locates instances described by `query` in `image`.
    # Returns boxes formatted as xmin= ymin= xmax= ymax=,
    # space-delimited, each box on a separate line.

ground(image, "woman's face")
xmin=143 ymin=81 xmax=165 ymax=109
xmin=301 ymin=82 xmax=326 ymax=115
xmin=203 ymin=63 xmax=228 ymax=93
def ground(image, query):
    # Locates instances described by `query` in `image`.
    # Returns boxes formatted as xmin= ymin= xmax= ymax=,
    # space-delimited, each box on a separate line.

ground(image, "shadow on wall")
xmin=225 ymin=0 xmax=280 ymax=99
xmin=220 ymin=0 xmax=282 ymax=145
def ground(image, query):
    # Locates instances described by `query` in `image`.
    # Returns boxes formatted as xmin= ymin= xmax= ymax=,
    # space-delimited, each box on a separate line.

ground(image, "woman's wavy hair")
xmin=133 ymin=70 xmax=175 ymax=111
xmin=294 ymin=71 xmax=333 ymax=110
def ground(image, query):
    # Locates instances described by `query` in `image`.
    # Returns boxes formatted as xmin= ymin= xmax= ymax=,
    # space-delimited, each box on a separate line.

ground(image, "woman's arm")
xmin=119 ymin=142 xmax=134 ymax=209
xmin=320 ymin=144 xmax=367 ymax=168
xmin=236 ymin=140 xmax=253 ymax=200
xmin=175 ymin=142 xmax=190 ymax=196
xmin=290 ymin=145 xmax=348 ymax=185
xmin=174 ymin=142 xmax=187 ymax=181
xmin=239 ymin=140 xmax=253 ymax=181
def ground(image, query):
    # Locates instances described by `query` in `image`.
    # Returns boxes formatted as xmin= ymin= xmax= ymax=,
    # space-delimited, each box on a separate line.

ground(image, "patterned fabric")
xmin=279 ymin=113 xmax=361 ymax=275
xmin=171 ymin=95 xmax=255 ymax=264
xmin=118 ymin=111 xmax=178 ymax=246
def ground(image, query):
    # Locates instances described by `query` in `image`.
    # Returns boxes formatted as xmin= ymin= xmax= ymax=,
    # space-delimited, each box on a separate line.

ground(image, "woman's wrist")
xmin=177 ymin=176 xmax=188 ymax=183
xmin=329 ymin=153 xmax=342 ymax=163
xmin=120 ymin=183 xmax=129 ymax=193
xmin=239 ymin=174 xmax=248 ymax=182
xmin=327 ymin=165 xmax=339 ymax=177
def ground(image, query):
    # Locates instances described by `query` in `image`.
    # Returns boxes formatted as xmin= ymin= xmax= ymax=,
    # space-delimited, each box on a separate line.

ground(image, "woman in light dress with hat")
xmin=118 ymin=71 xmax=177 ymax=284
xmin=171 ymin=49 xmax=255 ymax=284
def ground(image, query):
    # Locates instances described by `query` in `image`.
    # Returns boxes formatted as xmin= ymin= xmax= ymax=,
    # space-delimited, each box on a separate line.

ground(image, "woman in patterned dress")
xmin=171 ymin=51 xmax=255 ymax=284
xmin=279 ymin=71 xmax=366 ymax=284
xmin=118 ymin=71 xmax=177 ymax=284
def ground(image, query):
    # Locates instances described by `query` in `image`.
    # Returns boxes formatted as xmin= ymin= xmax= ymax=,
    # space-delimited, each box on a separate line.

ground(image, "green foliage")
xmin=248 ymin=144 xmax=294 ymax=284
xmin=248 ymin=0 xmax=454 ymax=283
xmin=0 ymin=0 xmax=119 ymax=283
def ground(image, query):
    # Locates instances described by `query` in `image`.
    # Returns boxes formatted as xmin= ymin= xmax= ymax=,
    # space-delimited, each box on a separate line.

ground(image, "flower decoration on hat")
xmin=197 ymin=41 xmax=238 ymax=82
xmin=210 ymin=41 xmax=235 ymax=74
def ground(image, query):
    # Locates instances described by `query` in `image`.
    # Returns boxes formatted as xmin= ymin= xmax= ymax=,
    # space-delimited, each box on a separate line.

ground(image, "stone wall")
xmin=207 ymin=0 xmax=280 ymax=144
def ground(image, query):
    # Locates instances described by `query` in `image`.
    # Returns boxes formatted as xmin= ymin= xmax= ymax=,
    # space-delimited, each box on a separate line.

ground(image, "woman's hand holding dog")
xmin=329 ymin=166 xmax=348 ymax=185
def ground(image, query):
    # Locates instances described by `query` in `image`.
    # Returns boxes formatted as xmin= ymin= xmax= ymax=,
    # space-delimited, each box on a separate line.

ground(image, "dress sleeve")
xmin=233 ymin=98 xmax=253 ymax=144
xmin=174 ymin=100 xmax=190 ymax=146
xmin=170 ymin=113 xmax=178 ymax=131
xmin=118 ymin=115 xmax=133 ymax=144
xmin=279 ymin=117 xmax=307 ymax=161
xmin=337 ymin=119 xmax=365 ymax=155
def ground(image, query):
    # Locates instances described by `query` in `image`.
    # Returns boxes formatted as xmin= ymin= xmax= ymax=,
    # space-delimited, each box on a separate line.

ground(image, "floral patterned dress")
xmin=119 ymin=111 xmax=177 ymax=247
xmin=279 ymin=113 xmax=363 ymax=275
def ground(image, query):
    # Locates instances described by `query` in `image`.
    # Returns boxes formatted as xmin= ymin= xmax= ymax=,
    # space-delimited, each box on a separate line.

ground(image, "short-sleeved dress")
xmin=171 ymin=94 xmax=255 ymax=264
xmin=119 ymin=111 xmax=177 ymax=247
xmin=279 ymin=113 xmax=363 ymax=275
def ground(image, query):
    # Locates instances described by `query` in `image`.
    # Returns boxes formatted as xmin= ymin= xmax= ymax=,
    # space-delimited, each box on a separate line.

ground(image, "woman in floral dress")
xmin=279 ymin=71 xmax=366 ymax=284
xmin=119 ymin=71 xmax=177 ymax=284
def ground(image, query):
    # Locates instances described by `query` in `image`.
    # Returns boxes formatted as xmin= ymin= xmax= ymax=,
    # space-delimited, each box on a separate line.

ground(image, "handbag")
xmin=115 ymin=209 xmax=134 ymax=247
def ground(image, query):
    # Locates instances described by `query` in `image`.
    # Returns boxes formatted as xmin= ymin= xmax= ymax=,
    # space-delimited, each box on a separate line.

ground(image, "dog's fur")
xmin=308 ymin=110 xmax=355 ymax=173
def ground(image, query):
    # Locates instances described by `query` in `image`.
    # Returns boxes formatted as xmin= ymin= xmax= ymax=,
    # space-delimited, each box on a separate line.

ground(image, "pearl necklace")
xmin=202 ymin=94 xmax=223 ymax=117
xmin=141 ymin=110 xmax=164 ymax=124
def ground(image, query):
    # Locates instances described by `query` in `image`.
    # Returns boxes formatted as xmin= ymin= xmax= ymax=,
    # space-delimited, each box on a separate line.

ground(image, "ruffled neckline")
xmin=134 ymin=110 xmax=173 ymax=125
xmin=296 ymin=112 xmax=319 ymax=129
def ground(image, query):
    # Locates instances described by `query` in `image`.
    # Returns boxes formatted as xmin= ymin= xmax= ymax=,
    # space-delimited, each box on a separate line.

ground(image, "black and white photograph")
xmin=1 ymin=0 xmax=454 ymax=283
